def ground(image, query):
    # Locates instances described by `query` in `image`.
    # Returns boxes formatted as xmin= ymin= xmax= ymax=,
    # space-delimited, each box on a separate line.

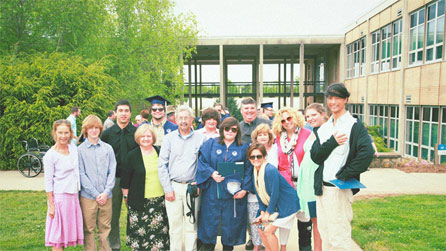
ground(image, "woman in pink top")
xmin=43 ymin=119 xmax=83 ymax=250
xmin=272 ymin=107 xmax=312 ymax=251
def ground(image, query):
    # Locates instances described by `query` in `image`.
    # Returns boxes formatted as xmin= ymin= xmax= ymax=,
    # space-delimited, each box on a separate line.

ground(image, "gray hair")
xmin=175 ymin=104 xmax=194 ymax=119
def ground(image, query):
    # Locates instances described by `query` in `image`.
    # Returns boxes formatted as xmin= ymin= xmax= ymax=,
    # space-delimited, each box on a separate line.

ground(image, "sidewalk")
xmin=2 ymin=168 xmax=445 ymax=251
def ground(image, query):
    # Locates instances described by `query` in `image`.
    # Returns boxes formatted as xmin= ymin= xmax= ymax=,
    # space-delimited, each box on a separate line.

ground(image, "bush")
xmin=0 ymin=52 xmax=119 ymax=170
xmin=366 ymin=124 xmax=392 ymax=152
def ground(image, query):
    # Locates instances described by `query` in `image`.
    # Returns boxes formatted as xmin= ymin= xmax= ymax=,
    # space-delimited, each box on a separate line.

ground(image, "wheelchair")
xmin=17 ymin=138 xmax=49 ymax=178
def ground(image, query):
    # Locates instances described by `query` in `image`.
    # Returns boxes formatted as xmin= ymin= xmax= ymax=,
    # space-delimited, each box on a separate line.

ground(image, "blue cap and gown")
xmin=261 ymin=102 xmax=274 ymax=120
xmin=143 ymin=95 xmax=178 ymax=134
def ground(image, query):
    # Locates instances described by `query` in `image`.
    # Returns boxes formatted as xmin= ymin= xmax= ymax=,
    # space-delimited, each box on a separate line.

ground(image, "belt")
xmin=323 ymin=181 xmax=335 ymax=187
xmin=172 ymin=180 xmax=189 ymax=184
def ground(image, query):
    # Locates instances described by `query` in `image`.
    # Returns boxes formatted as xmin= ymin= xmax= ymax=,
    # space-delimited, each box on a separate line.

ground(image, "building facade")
xmin=344 ymin=0 xmax=446 ymax=163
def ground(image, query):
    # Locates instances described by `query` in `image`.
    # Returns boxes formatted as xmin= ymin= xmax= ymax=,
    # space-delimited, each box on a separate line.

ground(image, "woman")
xmin=197 ymin=117 xmax=252 ymax=250
xmin=247 ymin=123 xmax=277 ymax=251
xmin=272 ymin=107 xmax=312 ymax=251
xmin=120 ymin=124 xmax=169 ymax=251
xmin=196 ymin=107 xmax=220 ymax=139
xmin=249 ymin=143 xmax=299 ymax=251
xmin=43 ymin=120 xmax=83 ymax=250
xmin=302 ymin=103 xmax=328 ymax=251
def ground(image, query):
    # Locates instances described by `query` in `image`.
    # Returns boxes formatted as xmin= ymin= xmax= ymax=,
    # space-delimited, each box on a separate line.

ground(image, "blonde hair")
xmin=134 ymin=124 xmax=157 ymax=146
xmin=81 ymin=115 xmax=103 ymax=138
xmin=51 ymin=119 xmax=73 ymax=142
xmin=272 ymin=107 xmax=305 ymax=136
xmin=251 ymin=123 xmax=274 ymax=145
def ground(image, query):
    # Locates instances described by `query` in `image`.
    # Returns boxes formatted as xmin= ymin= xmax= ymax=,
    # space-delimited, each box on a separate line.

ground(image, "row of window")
xmin=346 ymin=0 xmax=445 ymax=78
xmin=348 ymin=104 xmax=446 ymax=163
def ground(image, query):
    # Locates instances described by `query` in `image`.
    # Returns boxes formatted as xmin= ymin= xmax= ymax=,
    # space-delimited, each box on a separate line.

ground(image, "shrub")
xmin=0 ymin=52 xmax=119 ymax=169
xmin=367 ymin=124 xmax=392 ymax=152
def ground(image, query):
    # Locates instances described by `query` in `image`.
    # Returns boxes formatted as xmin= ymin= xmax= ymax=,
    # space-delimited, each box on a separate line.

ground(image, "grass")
xmin=0 ymin=191 xmax=131 ymax=251
xmin=1 ymin=192 xmax=445 ymax=250
xmin=352 ymin=195 xmax=446 ymax=251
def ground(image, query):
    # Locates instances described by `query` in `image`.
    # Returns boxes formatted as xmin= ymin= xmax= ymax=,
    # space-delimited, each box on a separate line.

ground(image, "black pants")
xmin=200 ymin=242 xmax=233 ymax=251
xmin=298 ymin=220 xmax=313 ymax=249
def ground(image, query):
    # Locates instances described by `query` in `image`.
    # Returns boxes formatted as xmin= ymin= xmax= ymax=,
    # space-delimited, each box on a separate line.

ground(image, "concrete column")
xmin=339 ymin=41 xmax=345 ymax=83
xmin=290 ymin=58 xmax=294 ymax=107
xmin=397 ymin=0 xmax=409 ymax=155
xmin=219 ymin=44 xmax=225 ymax=107
xmin=188 ymin=61 xmax=192 ymax=107
xmin=194 ymin=59 xmax=198 ymax=116
xmin=363 ymin=18 xmax=372 ymax=124
xmin=278 ymin=63 xmax=281 ymax=108
xmin=259 ymin=44 xmax=264 ymax=104
xmin=284 ymin=59 xmax=287 ymax=106
xmin=199 ymin=64 xmax=202 ymax=112
xmin=299 ymin=43 xmax=305 ymax=109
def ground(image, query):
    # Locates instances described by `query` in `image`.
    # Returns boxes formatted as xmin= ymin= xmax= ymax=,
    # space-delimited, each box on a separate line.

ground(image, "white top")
xmin=316 ymin=111 xmax=356 ymax=182
xmin=196 ymin=127 xmax=220 ymax=140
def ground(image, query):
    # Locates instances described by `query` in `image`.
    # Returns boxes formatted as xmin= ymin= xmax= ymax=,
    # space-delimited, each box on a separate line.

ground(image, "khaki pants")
xmin=316 ymin=186 xmax=353 ymax=251
xmin=80 ymin=196 xmax=112 ymax=251
xmin=165 ymin=182 xmax=200 ymax=251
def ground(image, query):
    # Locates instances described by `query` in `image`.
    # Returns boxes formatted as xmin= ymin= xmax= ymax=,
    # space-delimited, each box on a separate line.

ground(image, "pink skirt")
xmin=45 ymin=193 xmax=84 ymax=248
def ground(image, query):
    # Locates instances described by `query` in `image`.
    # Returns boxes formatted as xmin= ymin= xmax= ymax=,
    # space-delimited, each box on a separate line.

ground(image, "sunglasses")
xmin=281 ymin=116 xmax=293 ymax=124
xmin=249 ymin=155 xmax=264 ymax=160
xmin=224 ymin=127 xmax=238 ymax=133
xmin=151 ymin=108 xmax=164 ymax=112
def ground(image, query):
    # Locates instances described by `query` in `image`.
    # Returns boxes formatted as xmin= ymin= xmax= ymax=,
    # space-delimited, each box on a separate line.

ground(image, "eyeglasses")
xmin=249 ymin=155 xmax=264 ymax=160
xmin=224 ymin=127 xmax=238 ymax=133
xmin=281 ymin=116 xmax=293 ymax=124
xmin=151 ymin=108 xmax=164 ymax=112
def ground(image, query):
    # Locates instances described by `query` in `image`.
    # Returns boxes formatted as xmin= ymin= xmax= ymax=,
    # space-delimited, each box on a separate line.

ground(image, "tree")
xmin=0 ymin=52 xmax=119 ymax=169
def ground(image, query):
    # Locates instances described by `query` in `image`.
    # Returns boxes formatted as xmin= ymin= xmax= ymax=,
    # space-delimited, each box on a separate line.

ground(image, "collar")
xmin=243 ymin=117 xmax=258 ymax=126
xmin=111 ymin=122 xmax=132 ymax=134
xmin=330 ymin=111 xmax=354 ymax=125
xmin=151 ymin=118 xmax=166 ymax=127
xmin=177 ymin=128 xmax=194 ymax=139
xmin=85 ymin=138 xmax=102 ymax=148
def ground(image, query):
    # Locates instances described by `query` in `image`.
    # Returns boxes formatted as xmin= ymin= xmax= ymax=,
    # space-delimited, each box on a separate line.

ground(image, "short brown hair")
xmin=246 ymin=143 xmax=267 ymax=158
xmin=240 ymin=97 xmax=256 ymax=108
xmin=218 ymin=117 xmax=242 ymax=146
xmin=140 ymin=109 xmax=150 ymax=120
xmin=81 ymin=115 xmax=103 ymax=138
xmin=202 ymin=107 xmax=220 ymax=126
xmin=251 ymin=123 xmax=274 ymax=145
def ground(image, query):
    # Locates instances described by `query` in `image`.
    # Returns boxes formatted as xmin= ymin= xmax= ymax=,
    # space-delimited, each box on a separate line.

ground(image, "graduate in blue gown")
xmin=197 ymin=117 xmax=253 ymax=250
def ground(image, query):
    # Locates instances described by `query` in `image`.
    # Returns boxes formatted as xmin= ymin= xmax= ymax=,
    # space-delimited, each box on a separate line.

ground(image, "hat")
xmin=144 ymin=95 xmax=171 ymax=106
xmin=261 ymin=102 xmax=273 ymax=109
xmin=166 ymin=105 xmax=176 ymax=115
xmin=325 ymin=83 xmax=350 ymax=99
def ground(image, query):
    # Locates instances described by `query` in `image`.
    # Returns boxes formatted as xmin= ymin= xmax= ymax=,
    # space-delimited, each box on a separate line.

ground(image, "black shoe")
xmin=300 ymin=245 xmax=312 ymax=251
xmin=245 ymin=239 xmax=254 ymax=250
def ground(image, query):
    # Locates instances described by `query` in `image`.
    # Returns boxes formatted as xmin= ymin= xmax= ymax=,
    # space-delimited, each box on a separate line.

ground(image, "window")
xmin=392 ymin=19 xmax=402 ymax=69
xmin=360 ymin=37 xmax=366 ymax=76
xmin=349 ymin=104 xmax=364 ymax=121
xmin=405 ymin=106 xmax=420 ymax=157
xmin=421 ymin=107 xmax=439 ymax=161
xmin=409 ymin=8 xmax=425 ymax=65
xmin=369 ymin=104 xmax=399 ymax=151
xmin=389 ymin=105 xmax=399 ymax=150
xmin=371 ymin=31 xmax=380 ymax=73
xmin=346 ymin=44 xmax=353 ymax=78
xmin=425 ymin=0 xmax=445 ymax=62
xmin=353 ymin=40 xmax=360 ymax=77
xmin=381 ymin=24 xmax=391 ymax=71
xmin=370 ymin=105 xmax=378 ymax=126
xmin=441 ymin=107 xmax=446 ymax=163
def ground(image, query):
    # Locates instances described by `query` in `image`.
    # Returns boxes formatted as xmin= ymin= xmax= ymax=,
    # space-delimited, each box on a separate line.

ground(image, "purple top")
xmin=43 ymin=144 xmax=80 ymax=194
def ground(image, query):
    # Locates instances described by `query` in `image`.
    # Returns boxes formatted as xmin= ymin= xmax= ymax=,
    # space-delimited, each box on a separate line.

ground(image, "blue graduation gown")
xmin=197 ymin=138 xmax=252 ymax=246
xmin=143 ymin=120 xmax=178 ymax=134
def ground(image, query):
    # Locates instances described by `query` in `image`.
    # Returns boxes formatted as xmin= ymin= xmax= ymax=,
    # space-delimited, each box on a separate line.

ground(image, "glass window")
xmin=353 ymin=40 xmax=360 ymax=77
xmin=360 ymin=37 xmax=366 ymax=76
xmin=392 ymin=19 xmax=402 ymax=69
xmin=409 ymin=8 xmax=425 ymax=65
xmin=346 ymin=44 xmax=353 ymax=78
xmin=381 ymin=24 xmax=391 ymax=71
xmin=371 ymin=31 xmax=380 ymax=73
xmin=425 ymin=0 xmax=445 ymax=62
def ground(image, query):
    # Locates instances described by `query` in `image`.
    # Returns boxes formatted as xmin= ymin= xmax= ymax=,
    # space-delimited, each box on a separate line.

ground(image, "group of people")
xmin=43 ymin=83 xmax=374 ymax=251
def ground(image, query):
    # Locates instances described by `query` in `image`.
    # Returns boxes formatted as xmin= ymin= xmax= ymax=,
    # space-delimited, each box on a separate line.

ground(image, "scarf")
xmin=254 ymin=161 xmax=270 ymax=206
xmin=279 ymin=127 xmax=300 ymax=178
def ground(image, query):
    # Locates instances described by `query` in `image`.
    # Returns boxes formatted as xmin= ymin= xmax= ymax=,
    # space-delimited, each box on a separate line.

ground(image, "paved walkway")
xmin=2 ymin=168 xmax=445 ymax=251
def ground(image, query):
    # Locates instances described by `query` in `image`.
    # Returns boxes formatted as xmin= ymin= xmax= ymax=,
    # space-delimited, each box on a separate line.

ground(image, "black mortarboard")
xmin=144 ymin=95 xmax=171 ymax=106
xmin=261 ymin=102 xmax=273 ymax=109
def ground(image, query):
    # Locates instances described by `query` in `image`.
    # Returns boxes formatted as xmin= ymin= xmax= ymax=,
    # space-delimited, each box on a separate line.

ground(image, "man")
xmin=214 ymin=103 xmax=230 ymax=122
xmin=67 ymin=106 xmax=81 ymax=145
xmin=310 ymin=83 xmax=374 ymax=251
xmin=103 ymin=110 xmax=116 ymax=131
xmin=166 ymin=105 xmax=176 ymax=124
xmin=78 ymin=115 xmax=116 ymax=251
xmin=261 ymin=102 xmax=274 ymax=120
xmin=144 ymin=95 xmax=178 ymax=146
xmin=101 ymin=99 xmax=139 ymax=251
xmin=158 ymin=105 xmax=207 ymax=251
xmin=239 ymin=97 xmax=272 ymax=144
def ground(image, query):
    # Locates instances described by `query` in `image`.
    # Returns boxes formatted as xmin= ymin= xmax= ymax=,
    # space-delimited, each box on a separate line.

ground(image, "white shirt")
xmin=317 ymin=111 xmax=356 ymax=182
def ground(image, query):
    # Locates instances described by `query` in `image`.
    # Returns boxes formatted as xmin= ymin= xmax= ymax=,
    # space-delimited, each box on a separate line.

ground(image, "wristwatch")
xmin=123 ymin=194 xmax=128 ymax=199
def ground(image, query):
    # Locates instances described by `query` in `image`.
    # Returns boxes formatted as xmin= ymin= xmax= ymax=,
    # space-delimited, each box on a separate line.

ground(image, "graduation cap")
xmin=145 ymin=95 xmax=171 ymax=106
xmin=261 ymin=102 xmax=273 ymax=109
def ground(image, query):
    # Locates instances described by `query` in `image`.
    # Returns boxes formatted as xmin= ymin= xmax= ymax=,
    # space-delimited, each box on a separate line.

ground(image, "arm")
xmin=336 ymin=124 xmax=375 ymax=180
xmin=103 ymin=148 xmax=117 ymax=196
xmin=158 ymin=136 xmax=174 ymax=201
xmin=310 ymin=127 xmax=339 ymax=165
xmin=121 ymin=188 xmax=129 ymax=208
xmin=43 ymin=152 xmax=55 ymax=218
xmin=264 ymin=167 xmax=280 ymax=215
xmin=46 ymin=192 xmax=55 ymax=219
xmin=196 ymin=140 xmax=219 ymax=187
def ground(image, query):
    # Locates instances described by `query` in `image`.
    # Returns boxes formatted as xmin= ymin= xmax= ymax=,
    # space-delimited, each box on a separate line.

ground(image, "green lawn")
xmin=352 ymin=195 xmax=446 ymax=251
xmin=1 ymin=192 xmax=445 ymax=250
xmin=0 ymin=191 xmax=131 ymax=251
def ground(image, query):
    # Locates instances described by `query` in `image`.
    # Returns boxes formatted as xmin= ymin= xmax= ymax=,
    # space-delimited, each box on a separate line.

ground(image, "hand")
xmin=165 ymin=191 xmax=175 ymax=201
xmin=124 ymin=198 xmax=128 ymax=208
xmin=374 ymin=152 xmax=380 ymax=157
xmin=48 ymin=203 xmax=55 ymax=219
xmin=261 ymin=211 xmax=270 ymax=223
xmin=96 ymin=193 xmax=108 ymax=205
xmin=233 ymin=190 xmax=247 ymax=199
xmin=191 ymin=181 xmax=200 ymax=196
xmin=333 ymin=132 xmax=348 ymax=145
xmin=252 ymin=215 xmax=262 ymax=225
xmin=211 ymin=171 xmax=225 ymax=183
